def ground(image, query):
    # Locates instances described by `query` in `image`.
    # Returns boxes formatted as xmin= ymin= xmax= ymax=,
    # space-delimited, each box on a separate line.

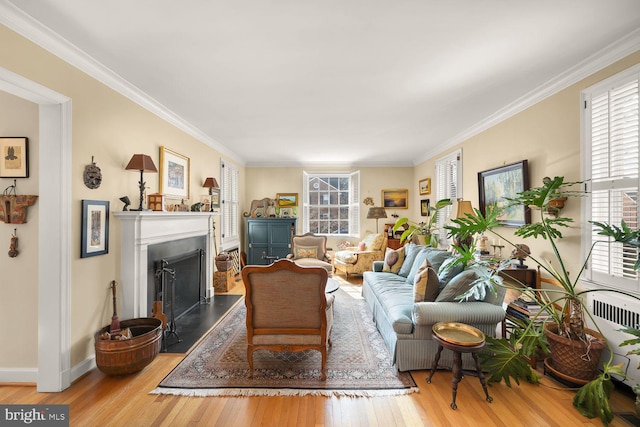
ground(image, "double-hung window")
xmin=435 ymin=149 xmax=462 ymax=244
xmin=220 ymin=160 xmax=239 ymax=249
xmin=582 ymin=65 xmax=640 ymax=292
xmin=302 ymin=171 xmax=360 ymax=236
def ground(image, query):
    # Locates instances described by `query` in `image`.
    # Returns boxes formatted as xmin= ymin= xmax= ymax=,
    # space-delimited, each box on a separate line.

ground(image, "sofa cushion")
xmin=294 ymin=245 xmax=318 ymax=259
xmin=363 ymin=233 xmax=385 ymax=251
xmin=363 ymin=272 xmax=414 ymax=334
xmin=413 ymin=261 xmax=440 ymax=302
xmin=438 ymin=256 xmax=464 ymax=288
xmin=334 ymin=250 xmax=358 ymax=264
xmin=435 ymin=270 xmax=481 ymax=302
xmin=398 ymin=243 xmax=423 ymax=278
xmin=383 ymin=246 xmax=405 ymax=274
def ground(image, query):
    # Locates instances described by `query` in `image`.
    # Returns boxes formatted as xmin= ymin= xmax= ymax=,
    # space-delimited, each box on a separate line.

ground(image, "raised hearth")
xmin=115 ymin=211 xmax=217 ymax=319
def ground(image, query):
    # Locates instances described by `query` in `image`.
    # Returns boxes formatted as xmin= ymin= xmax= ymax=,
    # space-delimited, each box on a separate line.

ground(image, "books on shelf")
xmin=506 ymin=301 xmax=551 ymax=324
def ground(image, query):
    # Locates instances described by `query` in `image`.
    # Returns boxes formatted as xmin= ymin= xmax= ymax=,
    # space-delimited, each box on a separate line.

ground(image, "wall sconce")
xmin=125 ymin=154 xmax=157 ymax=211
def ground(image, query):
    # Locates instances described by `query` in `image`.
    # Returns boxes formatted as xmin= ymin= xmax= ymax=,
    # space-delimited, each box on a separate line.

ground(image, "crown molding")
xmin=414 ymin=28 xmax=640 ymax=166
xmin=0 ymin=0 xmax=245 ymax=166
xmin=245 ymin=159 xmax=415 ymax=168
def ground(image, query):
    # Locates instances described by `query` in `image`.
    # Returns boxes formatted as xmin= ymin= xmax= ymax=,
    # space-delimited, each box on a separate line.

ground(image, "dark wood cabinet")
xmin=499 ymin=267 xmax=537 ymax=288
xmin=245 ymin=218 xmax=297 ymax=265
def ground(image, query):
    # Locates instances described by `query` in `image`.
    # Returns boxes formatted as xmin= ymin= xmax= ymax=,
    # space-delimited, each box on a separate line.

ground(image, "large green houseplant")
xmin=445 ymin=176 xmax=640 ymax=426
xmin=393 ymin=198 xmax=452 ymax=247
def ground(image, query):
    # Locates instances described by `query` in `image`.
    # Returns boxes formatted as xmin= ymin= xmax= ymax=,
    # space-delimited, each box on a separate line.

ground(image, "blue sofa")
xmin=362 ymin=243 xmax=506 ymax=372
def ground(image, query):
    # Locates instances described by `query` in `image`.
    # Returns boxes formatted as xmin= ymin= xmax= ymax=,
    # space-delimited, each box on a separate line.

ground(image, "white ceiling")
xmin=4 ymin=0 xmax=640 ymax=166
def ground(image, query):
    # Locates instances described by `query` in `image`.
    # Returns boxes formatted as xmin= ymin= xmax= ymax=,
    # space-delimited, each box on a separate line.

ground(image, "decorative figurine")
xmin=119 ymin=196 xmax=131 ymax=211
xmin=83 ymin=156 xmax=103 ymax=189
xmin=8 ymin=229 xmax=18 ymax=258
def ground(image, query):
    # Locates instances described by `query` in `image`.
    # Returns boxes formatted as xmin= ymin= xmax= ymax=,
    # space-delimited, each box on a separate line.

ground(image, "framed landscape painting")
xmin=478 ymin=160 xmax=530 ymax=227
xmin=160 ymin=146 xmax=190 ymax=198
xmin=382 ymin=189 xmax=408 ymax=209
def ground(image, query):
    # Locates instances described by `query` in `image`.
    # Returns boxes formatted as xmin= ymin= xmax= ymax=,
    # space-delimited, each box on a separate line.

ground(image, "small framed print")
xmin=81 ymin=200 xmax=109 ymax=258
xmin=160 ymin=146 xmax=190 ymax=198
xmin=0 ymin=137 xmax=29 ymax=178
xmin=277 ymin=193 xmax=298 ymax=207
xmin=419 ymin=178 xmax=431 ymax=195
xmin=211 ymin=188 xmax=221 ymax=209
xmin=420 ymin=199 xmax=430 ymax=216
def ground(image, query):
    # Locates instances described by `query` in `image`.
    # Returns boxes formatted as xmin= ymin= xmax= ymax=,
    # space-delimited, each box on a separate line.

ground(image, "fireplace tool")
xmin=156 ymin=262 xmax=181 ymax=350
xmin=109 ymin=280 xmax=121 ymax=334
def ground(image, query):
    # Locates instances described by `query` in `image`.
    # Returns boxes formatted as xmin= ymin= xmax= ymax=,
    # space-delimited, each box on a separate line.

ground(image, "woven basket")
xmin=215 ymin=260 xmax=234 ymax=272
xmin=544 ymin=322 xmax=606 ymax=381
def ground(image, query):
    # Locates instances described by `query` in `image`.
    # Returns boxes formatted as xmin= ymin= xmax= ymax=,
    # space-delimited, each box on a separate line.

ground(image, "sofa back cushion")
xmin=435 ymin=270 xmax=482 ymax=302
xmin=406 ymin=247 xmax=452 ymax=284
xmin=363 ymin=233 xmax=385 ymax=251
xmin=438 ymin=256 xmax=464 ymax=288
xmin=398 ymin=243 xmax=422 ymax=277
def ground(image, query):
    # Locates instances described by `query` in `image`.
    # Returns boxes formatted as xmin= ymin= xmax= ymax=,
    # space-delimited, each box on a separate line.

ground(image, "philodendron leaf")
xmin=572 ymin=364 xmax=625 ymax=427
xmin=479 ymin=336 xmax=539 ymax=387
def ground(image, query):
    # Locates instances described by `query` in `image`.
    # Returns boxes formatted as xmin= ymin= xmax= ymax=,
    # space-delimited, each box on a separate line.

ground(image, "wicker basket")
xmin=544 ymin=322 xmax=606 ymax=381
xmin=215 ymin=259 xmax=234 ymax=272
xmin=94 ymin=317 xmax=162 ymax=376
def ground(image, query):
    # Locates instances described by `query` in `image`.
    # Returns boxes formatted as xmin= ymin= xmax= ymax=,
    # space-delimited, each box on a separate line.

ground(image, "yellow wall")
xmin=0 ymin=91 xmax=39 ymax=368
xmin=0 ymin=24 xmax=246 ymax=369
xmin=415 ymin=50 xmax=640 ymax=280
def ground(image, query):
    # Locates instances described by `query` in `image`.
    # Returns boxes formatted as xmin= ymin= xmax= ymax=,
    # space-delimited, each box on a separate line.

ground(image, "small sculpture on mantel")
xmin=119 ymin=196 xmax=131 ymax=211
xmin=8 ymin=229 xmax=18 ymax=258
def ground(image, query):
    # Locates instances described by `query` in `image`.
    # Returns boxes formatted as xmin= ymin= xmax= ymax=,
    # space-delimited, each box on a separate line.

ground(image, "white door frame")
xmin=0 ymin=66 xmax=72 ymax=392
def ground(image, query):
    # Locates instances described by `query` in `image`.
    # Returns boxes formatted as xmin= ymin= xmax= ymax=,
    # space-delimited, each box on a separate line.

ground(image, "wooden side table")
xmin=426 ymin=322 xmax=493 ymax=409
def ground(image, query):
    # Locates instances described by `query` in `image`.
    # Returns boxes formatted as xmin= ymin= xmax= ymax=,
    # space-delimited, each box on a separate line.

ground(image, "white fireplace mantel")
xmin=114 ymin=211 xmax=218 ymax=318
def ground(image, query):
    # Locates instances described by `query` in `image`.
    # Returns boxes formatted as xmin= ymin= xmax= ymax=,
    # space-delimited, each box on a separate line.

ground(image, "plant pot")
xmin=415 ymin=235 xmax=427 ymax=245
xmin=543 ymin=322 xmax=606 ymax=381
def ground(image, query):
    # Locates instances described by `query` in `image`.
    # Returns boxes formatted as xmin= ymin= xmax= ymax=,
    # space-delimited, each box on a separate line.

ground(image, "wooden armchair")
xmin=241 ymin=259 xmax=334 ymax=380
xmin=286 ymin=232 xmax=334 ymax=276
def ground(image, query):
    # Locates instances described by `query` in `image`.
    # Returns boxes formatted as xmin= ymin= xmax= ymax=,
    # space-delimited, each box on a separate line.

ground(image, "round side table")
xmin=426 ymin=322 xmax=493 ymax=409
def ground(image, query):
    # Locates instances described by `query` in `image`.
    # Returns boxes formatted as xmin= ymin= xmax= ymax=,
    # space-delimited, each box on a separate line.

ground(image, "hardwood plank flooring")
xmin=1 ymin=275 xmax=637 ymax=426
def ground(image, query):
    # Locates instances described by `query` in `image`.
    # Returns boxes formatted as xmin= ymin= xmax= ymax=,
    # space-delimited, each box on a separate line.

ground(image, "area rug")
xmin=151 ymin=288 xmax=418 ymax=397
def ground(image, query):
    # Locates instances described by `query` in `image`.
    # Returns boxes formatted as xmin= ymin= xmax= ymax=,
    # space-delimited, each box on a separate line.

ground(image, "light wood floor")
xmin=1 ymin=275 xmax=637 ymax=426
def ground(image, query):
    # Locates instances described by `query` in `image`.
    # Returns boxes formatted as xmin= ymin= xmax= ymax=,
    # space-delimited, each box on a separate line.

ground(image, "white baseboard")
xmin=70 ymin=356 xmax=96 ymax=384
xmin=0 ymin=367 xmax=38 ymax=383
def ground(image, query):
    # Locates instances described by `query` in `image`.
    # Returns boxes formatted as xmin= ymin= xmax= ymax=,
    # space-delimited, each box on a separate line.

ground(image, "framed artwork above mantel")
xmin=159 ymin=146 xmax=190 ymax=199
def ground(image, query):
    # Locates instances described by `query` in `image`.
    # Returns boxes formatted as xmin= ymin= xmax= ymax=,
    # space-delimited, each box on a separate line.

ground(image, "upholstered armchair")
xmin=333 ymin=233 xmax=388 ymax=278
xmin=241 ymin=259 xmax=335 ymax=380
xmin=286 ymin=232 xmax=334 ymax=277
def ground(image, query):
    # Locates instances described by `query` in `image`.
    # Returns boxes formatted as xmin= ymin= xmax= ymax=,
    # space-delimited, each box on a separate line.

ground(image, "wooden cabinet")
xmin=245 ymin=218 xmax=297 ymax=265
xmin=499 ymin=267 xmax=537 ymax=288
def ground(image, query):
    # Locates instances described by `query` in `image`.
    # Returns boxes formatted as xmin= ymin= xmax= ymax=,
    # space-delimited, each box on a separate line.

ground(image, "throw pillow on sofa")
xmin=383 ymin=246 xmax=405 ymax=274
xmin=294 ymin=245 xmax=318 ymax=259
xmin=438 ymin=256 xmax=464 ymax=288
xmin=398 ymin=243 xmax=421 ymax=277
xmin=413 ymin=260 xmax=440 ymax=302
xmin=435 ymin=270 xmax=481 ymax=302
xmin=406 ymin=247 xmax=451 ymax=284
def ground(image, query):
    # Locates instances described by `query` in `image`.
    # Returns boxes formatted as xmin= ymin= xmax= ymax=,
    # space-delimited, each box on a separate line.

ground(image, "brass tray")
xmin=432 ymin=322 xmax=485 ymax=346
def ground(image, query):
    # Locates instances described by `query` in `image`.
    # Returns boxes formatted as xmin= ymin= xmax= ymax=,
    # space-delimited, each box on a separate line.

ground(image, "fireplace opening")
xmin=147 ymin=236 xmax=207 ymax=322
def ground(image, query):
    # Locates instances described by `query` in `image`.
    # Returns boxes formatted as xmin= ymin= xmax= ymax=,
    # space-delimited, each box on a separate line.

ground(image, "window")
xmin=303 ymin=171 xmax=360 ymax=236
xmin=220 ymin=160 xmax=239 ymax=249
xmin=582 ymin=65 xmax=640 ymax=292
xmin=435 ymin=149 xmax=462 ymax=244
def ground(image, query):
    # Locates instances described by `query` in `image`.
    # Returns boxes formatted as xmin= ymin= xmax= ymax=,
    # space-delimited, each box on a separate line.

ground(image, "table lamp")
xmin=367 ymin=207 xmax=387 ymax=233
xmin=451 ymin=199 xmax=474 ymax=248
xmin=125 ymin=154 xmax=158 ymax=211
xmin=202 ymin=177 xmax=219 ymax=212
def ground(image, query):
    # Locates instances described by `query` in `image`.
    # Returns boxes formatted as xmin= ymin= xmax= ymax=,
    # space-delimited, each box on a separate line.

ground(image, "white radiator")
xmin=586 ymin=291 xmax=640 ymax=386
xmin=226 ymin=247 xmax=241 ymax=275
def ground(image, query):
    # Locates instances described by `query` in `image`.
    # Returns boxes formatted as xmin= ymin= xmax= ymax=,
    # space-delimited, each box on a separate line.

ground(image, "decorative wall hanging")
xmin=81 ymin=200 xmax=110 ymax=258
xmin=0 ymin=137 xmax=29 ymax=178
xmin=83 ymin=156 xmax=103 ymax=189
xmin=159 ymin=146 xmax=190 ymax=199
xmin=8 ymin=228 xmax=18 ymax=258
xmin=0 ymin=180 xmax=38 ymax=224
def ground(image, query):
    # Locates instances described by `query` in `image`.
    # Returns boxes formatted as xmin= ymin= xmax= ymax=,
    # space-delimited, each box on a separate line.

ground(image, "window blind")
xmin=221 ymin=160 xmax=239 ymax=247
xmin=435 ymin=149 xmax=461 ymax=243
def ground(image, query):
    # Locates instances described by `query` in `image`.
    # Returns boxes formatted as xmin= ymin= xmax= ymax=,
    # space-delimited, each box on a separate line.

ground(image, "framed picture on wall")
xmin=277 ymin=193 xmax=298 ymax=207
xmin=382 ymin=189 xmax=408 ymax=209
xmin=159 ymin=146 xmax=190 ymax=198
xmin=478 ymin=160 xmax=530 ymax=227
xmin=420 ymin=199 xmax=430 ymax=216
xmin=81 ymin=200 xmax=109 ymax=258
xmin=0 ymin=137 xmax=29 ymax=178
xmin=419 ymin=178 xmax=431 ymax=195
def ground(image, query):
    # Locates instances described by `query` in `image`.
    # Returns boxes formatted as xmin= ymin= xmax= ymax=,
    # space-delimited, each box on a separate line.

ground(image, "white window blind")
xmin=221 ymin=160 xmax=239 ymax=248
xmin=435 ymin=149 xmax=461 ymax=244
xmin=303 ymin=171 xmax=360 ymax=236
xmin=583 ymin=65 xmax=640 ymax=291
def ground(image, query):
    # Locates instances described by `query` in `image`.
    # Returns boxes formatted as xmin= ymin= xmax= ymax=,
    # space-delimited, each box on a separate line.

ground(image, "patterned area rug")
xmin=151 ymin=287 xmax=418 ymax=397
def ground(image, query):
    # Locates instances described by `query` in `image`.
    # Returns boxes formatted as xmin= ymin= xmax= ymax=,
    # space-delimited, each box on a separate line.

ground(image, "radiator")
xmin=586 ymin=292 xmax=640 ymax=386
xmin=226 ymin=247 xmax=241 ymax=275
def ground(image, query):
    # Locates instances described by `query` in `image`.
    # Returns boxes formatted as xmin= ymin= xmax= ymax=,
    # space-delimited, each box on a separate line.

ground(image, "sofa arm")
xmin=412 ymin=301 xmax=505 ymax=326
xmin=372 ymin=261 xmax=384 ymax=272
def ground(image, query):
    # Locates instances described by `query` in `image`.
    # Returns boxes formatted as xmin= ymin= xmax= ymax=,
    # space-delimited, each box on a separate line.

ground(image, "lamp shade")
xmin=367 ymin=207 xmax=388 ymax=219
xmin=203 ymin=177 xmax=219 ymax=189
xmin=125 ymin=154 xmax=157 ymax=172
xmin=454 ymin=200 xmax=474 ymax=219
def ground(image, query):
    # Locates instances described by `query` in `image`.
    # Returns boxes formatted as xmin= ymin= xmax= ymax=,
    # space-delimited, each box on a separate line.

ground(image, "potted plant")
xmin=445 ymin=176 xmax=640 ymax=426
xmin=393 ymin=198 xmax=452 ymax=247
